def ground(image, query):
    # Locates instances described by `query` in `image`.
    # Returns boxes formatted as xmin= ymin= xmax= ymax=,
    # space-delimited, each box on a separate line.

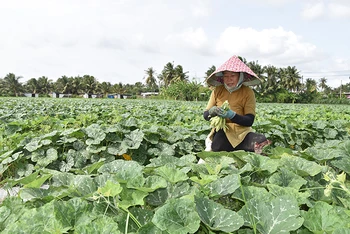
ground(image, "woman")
xmin=203 ymin=55 xmax=271 ymax=153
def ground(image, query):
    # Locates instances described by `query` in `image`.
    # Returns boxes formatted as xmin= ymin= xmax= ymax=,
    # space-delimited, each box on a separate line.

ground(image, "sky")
xmin=1 ymin=0 xmax=349 ymax=88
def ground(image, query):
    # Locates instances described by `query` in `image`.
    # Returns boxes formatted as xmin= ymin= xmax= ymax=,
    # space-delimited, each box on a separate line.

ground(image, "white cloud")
xmin=301 ymin=2 xmax=325 ymax=20
xmin=166 ymin=27 xmax=211 ymax=55
xmin=215 ymin=26 xmax=324 ymax=66
xmin=329 ymin=2 xmax=350 ymax=18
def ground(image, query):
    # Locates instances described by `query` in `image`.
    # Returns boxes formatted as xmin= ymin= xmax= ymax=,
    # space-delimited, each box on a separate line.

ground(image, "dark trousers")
xmin=211 ymin=130 xmax=267 ymax=152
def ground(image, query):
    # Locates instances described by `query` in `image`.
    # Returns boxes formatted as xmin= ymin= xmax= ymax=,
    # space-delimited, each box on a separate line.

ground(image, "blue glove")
xmin=208 ymin=106 xmax=220 ymax=117
xmin=218 ymin=108 xmax=236 ymax=119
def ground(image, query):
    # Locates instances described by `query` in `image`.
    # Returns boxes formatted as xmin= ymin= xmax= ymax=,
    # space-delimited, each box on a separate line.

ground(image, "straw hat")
xmin=206 ymin=55 xmax=262 ymax=87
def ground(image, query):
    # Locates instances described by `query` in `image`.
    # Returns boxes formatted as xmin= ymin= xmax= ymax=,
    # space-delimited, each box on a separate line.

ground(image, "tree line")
xmin=1 ymin=57 xmax=349 ymax=103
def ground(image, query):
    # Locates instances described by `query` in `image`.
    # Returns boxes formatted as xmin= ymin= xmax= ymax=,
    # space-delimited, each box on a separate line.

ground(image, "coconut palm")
xmin=281 ymin=66 xmax=302 ymax=92
xmin=173 ymin=65 xmax=189 ymax=83
xmin=205 ymin=65 xmax=216 ymax=79
xmin=25 ymin=78 xmax=39 ymax=94
xmin=37 ymin=76 xmax=53 ymax=95
xmin=319 ymin=77 xmax=328 ymax=92
xmin=99 ymin=81 xmax=112 ymax=97
xmin=2 ymin=73 xmax=23 ymax=97
xmin=144 ymin=67 xmax=158 ymax=90
xmin=82 ymin=75 xmax=98 ymax=94
xmin=305 ymin=78 xmax=318 ymax=92
xmin=158 ymin=62 xmax=175 ymax=88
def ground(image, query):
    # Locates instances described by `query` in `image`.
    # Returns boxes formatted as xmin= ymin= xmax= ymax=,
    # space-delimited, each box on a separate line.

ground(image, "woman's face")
xmin=223 ymin=71 xmax=239 ymax=88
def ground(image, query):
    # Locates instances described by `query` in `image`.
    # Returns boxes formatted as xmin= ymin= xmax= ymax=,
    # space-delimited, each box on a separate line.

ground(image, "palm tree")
xmin=54 ymin=75 xmax=71 ymax=93
xmin=305 ymin=78 xmax=318 ymax=92
xmin=3 ymin=73 xmax=23 ymax=97
xmin=173 ymin=65 xmax=189 ymax=83
xmin=25 ymin=78 xmax=39 ymax=94
xmin=281 ymin=66 xmax=302 ymax=92
xmin=144 ymin=67 xmax=158 ymax=91
xmin=205 ymin=65 xmax=216 ymax=79
xmin=99 ymin=81 xmax=112 ymax=97
xmin=37 ymin=76 xmax=53 ymax=95
xmin=82 ymin=75 xmax=98 ymax=94
xmin=158 ymin=62 xmax=175 ymax=88
xmin=319 ymin=77 xmax=328 ymax=92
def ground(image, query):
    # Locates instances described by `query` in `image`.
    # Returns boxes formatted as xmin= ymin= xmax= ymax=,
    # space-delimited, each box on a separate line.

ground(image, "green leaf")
xmin=24 ymin=174 xmax=52 ymax=188
xmin=74 ymin=216 xmax=121 ymax=234
xmin=154 ymin=164 xmax=188 ymax=184
xmin=98 ymin=160 xmax=143 ymax=183
xmin=119 ymin=185 xmax=148 ymax=209
xmin=268 ymin=167 xmax=307 ymax=189
xmin=301 ymin=201 xmax=350 ymax=233
xmin=195 ymin=196 xmax=244 ymax=232
xmin=243 ymin=153 xmax=279 ymax=173
xmin=84 ymin=124 xmax=106 ymax=145
xmin=205 ymin=174 xmax=240 ymax=197
xmin=152 ymin=198 xmax=201 ymax=234
xmin=280 ymin=154 xmax=323 ymax=176
xmin=239 ymin=195 xmax=304 ymax=234
xmin=97 ymin=180 xmax=122 ymax=197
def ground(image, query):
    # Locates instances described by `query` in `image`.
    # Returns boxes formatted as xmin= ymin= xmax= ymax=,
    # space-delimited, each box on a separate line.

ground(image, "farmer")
xmin=203 ymin=55 xmax=271 ymax=153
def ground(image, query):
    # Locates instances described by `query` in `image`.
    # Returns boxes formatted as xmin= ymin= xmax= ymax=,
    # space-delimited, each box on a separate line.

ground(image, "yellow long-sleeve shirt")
xmin=205 ymin=85 xmax=256 ymax=147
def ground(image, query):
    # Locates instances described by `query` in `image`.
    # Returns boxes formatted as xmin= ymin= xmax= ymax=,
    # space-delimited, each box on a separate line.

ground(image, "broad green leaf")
xmin=268 ymin=167 xmax=307 ymax=189
xmin=152 ymin=198 xmax=201 ymax=234
xmin=195 ymin=196 xmax=244 ymax=232
xmin=267 ymin=184 xmax=311 ymax=205
xmin=127 ymin=175 xmax=168 ymax=192
xmin=243 ymin=153 xmax=279 ymax=173
xmin=232 ymin=186 xmax=273 ymax=203
xmin=145 ymin=188 xmax=168 ymax=206
xmin=239 ymin=195 xmax=304 ymax=234
xmin=98 ymin=160 xmax=143 ymax=183
xmin=280 ymin=154 xmax=323 ymax=176
xmin=85 ymin=124 xmax=106 ymax=145
xmin=53 ymin=198 xmax=92 ymax=228
xmin=24 ymin=138 xmax=42 ymax=152
xmin=97 ymin=180 xmax=122 ymax=197
xmin=301 ymin=201 xmax=350 ymax=233
xmin=74 ymin=216 xmax=121 ymax=234
xmin=205 ymin=174 xmax=240 ymax=197
xmin=138 ymin=222 xmax=164 ymax=234
xmin=24 ymin=174 xmax=52 ymax=188
xmin=154 ymin=164 xmax=188 ymax=184
xmin=119 ymin=185 xmax=148 ymax=209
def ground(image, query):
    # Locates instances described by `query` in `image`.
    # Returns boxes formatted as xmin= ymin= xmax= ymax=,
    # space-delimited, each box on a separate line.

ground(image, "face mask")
xmin=224 ymin=72 xmax=244 ymax=93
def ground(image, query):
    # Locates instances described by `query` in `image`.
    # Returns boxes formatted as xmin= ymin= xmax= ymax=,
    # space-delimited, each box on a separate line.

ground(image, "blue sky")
xmin=1 ymin=0 xmax=349 ymax=88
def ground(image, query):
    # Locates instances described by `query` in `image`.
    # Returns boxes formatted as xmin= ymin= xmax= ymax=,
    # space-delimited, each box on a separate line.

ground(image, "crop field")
xmin=1 ymin=97 xmax=350 ymax=233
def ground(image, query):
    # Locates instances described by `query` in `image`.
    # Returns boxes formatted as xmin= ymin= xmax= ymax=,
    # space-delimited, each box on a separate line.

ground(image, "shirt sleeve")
xmin=244 ymin=88 xmax=256 ymax=116
xmin=205 ymin=89 xmax=217 ymax=110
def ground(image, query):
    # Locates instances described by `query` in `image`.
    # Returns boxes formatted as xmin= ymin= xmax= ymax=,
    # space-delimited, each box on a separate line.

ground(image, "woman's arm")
xmin=231 ymin=113 xmax=255 ymax=126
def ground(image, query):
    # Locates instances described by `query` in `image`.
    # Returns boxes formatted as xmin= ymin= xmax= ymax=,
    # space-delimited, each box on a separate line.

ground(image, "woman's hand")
xmin=208 ymin=106 xmax=220 ymax=117
xmin=218 ymin=108 xmax=236 ymax=119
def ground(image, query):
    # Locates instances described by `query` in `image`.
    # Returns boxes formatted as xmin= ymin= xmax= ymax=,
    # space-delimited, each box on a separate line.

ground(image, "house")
xmin=24 ymin=93 xmax=39 ymax=98
xmin=140 ymin=92 xmax=159 ymax=98
xmin=52 ymin=92 xmax=72 ymax=98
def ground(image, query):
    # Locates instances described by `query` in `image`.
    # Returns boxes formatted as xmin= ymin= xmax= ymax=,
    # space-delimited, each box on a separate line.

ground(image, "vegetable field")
xmin=1 ymin=97 xmax=350 ymax=233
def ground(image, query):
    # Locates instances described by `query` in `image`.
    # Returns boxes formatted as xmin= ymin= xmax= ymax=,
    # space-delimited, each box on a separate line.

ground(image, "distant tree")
xmin=99 ymin=81 xmax=112 ymax=97
xmin=37 ymin=76 xmax=53 ymax=95
xmin=158 ymin=62 xmax=175 ymax=88
xmin=144 ymin=67 xmax=158 ymax=91
xmin=54 ymin=75 xmax=71 ymax=93
xmin=25 ymin=78 xmax=39 ymax=94
xmin=173 ymin=65 xmax=189 ymax=83
xmin=319 ymin=77 xmax=328 ymax=92
xmin=82 ymin=75 xmax=98 ymax=94
xmin=205 ymin=65 xmax=216 ymax=79
xmin=2 ymin=73 xmax=23 ymax=97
